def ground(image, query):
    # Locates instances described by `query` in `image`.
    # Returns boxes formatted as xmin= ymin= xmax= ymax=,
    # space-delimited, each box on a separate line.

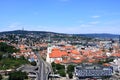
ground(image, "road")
xmin=16 ymin=64 xmax=38 ymax=73
xmin=35 ymin=51 xmax=51 ymax=80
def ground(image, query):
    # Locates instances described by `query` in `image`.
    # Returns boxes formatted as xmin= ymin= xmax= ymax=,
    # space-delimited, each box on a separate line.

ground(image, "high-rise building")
xmin=74 ymin=63 xmax=113 ymax=79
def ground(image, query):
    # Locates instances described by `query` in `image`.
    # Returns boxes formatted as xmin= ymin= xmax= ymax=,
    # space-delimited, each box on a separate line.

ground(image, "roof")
xmin=54 ymin=60 xmax=61 ymax=64
xmin=49 ymin=48 xmax=68 ymax=58
xmin=71 ymin=59 xmax=82 ymax=63
xmin=19 ymin=44 xmax=25 ymax=50
xmin=111 ymin=53 xmax=120 ymax=57
xmin=71 ymin=50 xmax=80 ymax=55
xmin=103 ymin=63 xmax=111 ymax=66
xmin=88 ymin=59 xmax=96 ymax=63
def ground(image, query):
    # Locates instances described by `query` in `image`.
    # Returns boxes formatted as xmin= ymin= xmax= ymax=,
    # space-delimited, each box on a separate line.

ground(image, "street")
xmin=35 ymin=51 xmax=51 ymax=80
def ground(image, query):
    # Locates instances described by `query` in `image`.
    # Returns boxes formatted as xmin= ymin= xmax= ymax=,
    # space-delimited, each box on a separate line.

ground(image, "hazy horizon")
xmin=0 ymin=0 xmax=120 ymax=34
xmin=1 ymin=29 xmax=120 ymax=35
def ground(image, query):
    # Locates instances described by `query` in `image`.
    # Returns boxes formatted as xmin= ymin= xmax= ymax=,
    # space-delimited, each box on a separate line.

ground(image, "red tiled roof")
xmin=88 ymin=59 xmax=96 ymax=63
xmin=62 ymin=60 xmax=68 ymax=63
xmin=54 ymin=60 xmax=61 ymax=64
xmin=49 ymin=48 xmax=68 ymax=58
xmin=111 ymin=53 xmax=120 ymax=57
xmin=71 ymin=50 xmax=80 ymax=55
xmin=52 ymin=48 xmax=60 ymax=51
xmin=64 ymin=45 xmax=75 ymax=49
xmin=103 ymin=63 xmax=111 ymax=66
xmin=71 ymin=59 xmax=82 ymax=63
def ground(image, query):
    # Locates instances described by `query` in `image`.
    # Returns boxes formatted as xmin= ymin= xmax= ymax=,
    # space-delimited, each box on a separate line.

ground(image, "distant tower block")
xmin=119 ymin=35 xmax=120 ymax=43
xmin=48 ymin=36 xmax=51 ymax=42
xmin=48 ymin=33 xmax=51 ymax=42
xmin=118 ymin=35 xmax=120 ymax=49
xmin=22 ymin=27 xmax=24 ymax=31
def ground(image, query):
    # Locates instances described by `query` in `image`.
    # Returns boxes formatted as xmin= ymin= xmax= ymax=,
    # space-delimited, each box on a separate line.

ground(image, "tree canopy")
xmin=51 ymin=62 xmax=66 ymax=77
xmin=8 ymin=71 xmax=28 ymax=80
xmin=67 ymin=64 xmax=75 ymax=79
xmin=0 ymin=74 xmax=2 ymax=80
xmin=0 ymin=42 xmax=28 ymax=70
xmin=0 ymin=42 xmax=19 ymax=53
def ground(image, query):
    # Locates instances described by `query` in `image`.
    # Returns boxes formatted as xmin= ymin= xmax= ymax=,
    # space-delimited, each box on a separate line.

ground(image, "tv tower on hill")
xmin=119 ymin=35 xmax=120 ymax=48
xmin=22 ymin=27 xmax=24 ymax=31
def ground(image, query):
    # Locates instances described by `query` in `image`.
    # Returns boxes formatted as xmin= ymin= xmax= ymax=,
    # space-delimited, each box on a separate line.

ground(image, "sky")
xmin=0 ymin=0 xmax=120 ymax=34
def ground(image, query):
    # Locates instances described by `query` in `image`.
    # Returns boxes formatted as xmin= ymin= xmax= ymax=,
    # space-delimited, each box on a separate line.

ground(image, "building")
xmin=110 ymin=58 xmax=120 ymax=74
xmin=74 ymin=63 xmax=113 ymax=79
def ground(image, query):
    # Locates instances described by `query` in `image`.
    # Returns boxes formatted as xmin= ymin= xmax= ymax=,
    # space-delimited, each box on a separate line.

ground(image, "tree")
xmin=57 ymin=69 xmax=66 ymax=77
xmin=51 ymin=62 xmax=65 ymax=73
xmin=68 ymin=72 xmax=73 ymax=79
xmin=55 ymin=64 xmax=65 ymax=70
xmin=30 ymin=61 xmax=37 ymax=66
xmin=0 ymin=42 xmax=20 ymax=53
xmin=67 ymin=65 xmax=75 ymax=73
xmin=51 ymin=62 xmax=56 ymax=67
xmin=67 ymin=65 xmax=75 ymax=79
xmin=8 ymin=71 xmax=28 ymax=80
xmin=0 ymin=52 xmax=4 ymax=60
xmin=51 ymin=62 xmax=66 ymax=76
xmin=0 ymin=74 xmax=2 ymax=80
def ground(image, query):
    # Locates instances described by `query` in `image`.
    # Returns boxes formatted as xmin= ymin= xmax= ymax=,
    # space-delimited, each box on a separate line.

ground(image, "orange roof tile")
xmin=72 ymin=59 xmax=82 ymax=63
xmin=111 ymin=53 xmax=120 ymax=57
xmin=62 ymin=60 xmax=68 ymax=63
xmin=49 ymin=49 xmax=68 ymax=58
xmin=52 ymin=48 xmax=60 ymax=51
xmin=88 ymin=59 xmax=96 ymax=63
xmin=0 ymin=40 xmax=5 ymax=42
xmin=54 ymin=60 xmax=61 ymax=64
xmin=61 ymin=51 xmax=68 ymax=56
xmin=103 ymin=63 xmax=111 ymax=66
xmin=71 ymin=50 xmax=80 ymax=55
xmin=64 ymin=45 xmax=75 ymax=49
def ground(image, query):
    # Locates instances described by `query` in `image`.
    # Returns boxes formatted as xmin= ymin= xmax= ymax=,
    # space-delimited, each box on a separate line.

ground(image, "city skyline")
xmin=0 ymin=0 xmax=120 ymax=34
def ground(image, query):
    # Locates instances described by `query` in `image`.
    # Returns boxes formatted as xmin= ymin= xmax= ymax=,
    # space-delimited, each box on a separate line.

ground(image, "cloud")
xmin=88 ymin=21 xmax=100 ymax=25
xmin=91 ymin=15 xmax=100 ymax=18
xmin=3 ymin=20 xmax=120 ymax=34
xmin=79 ymin=24 xmax=92 ymax=27
xmin=7 ymin=23 xmax=23 ymax=28
xmin=78 ymin=21 xmax=100 ymax=28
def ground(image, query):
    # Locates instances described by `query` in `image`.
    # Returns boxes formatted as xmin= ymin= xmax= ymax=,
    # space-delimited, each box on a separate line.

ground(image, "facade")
xmin=110 ymin=58 xmax=120 ymax=73
xmin=75 ymin=63 xmax=113 ymax=79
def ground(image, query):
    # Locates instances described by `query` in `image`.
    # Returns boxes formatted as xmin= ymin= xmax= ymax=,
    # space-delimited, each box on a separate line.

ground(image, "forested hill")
xmin=0 ymin=30 xmax=119 ymax=39
xmin=77 ymin=33 xmax=119 ymax=39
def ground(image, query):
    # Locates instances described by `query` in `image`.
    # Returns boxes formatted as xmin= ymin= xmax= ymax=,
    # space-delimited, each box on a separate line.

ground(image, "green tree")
xmin=30 ymin=61 xmax=37 ymax=66
xmin=51 ymin=62 xmax=66 ymax=76
xmin=0 ymin=56 xmax=29 ymax=70
xmin=51 ymin=62 xmax=65 ymax=73
xmin=68 ymin=72 xmax=73 ymax=79
xmin=56 ymin=64 xmax=65 ymax=70
xmin=67 ymin=65 xmax=75 ymax=73
xmin=8 ymin=71 xmax=28 ymax=80
xmin=51 ymin=62 xmax=56 ymax=67
xmin=0 ymin=74 xmax=2 ymax=80
xmin=67 ymin=65 xmax=75 ymax=79
xmin=0 ymin=52 xmax=4 ymax=60
xmin=0 ymin=42 xmax=19 ymax=53
xmin=57 ymin=69 xmax=66 ymax=77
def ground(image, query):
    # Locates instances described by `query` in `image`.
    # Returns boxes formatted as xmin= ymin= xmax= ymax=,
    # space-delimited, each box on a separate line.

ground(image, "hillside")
xmin=0 ymin=30 xmax=119 ymax=39
xmin=77 ymin=33 xmax=119 ymax=39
